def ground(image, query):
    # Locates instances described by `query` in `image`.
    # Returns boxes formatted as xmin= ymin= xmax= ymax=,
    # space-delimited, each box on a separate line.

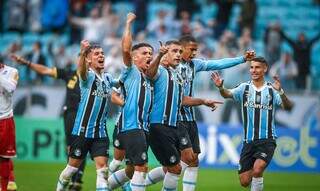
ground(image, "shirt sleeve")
xmin=273 ymin=89 xmax=283 ymax=106
xmin=230 ymin=83 xmax=245 ymax=102
xmin=193 ymin=56 xmax=246 ymax=72
xmin=80 ymin=71 xmax=94 ymax=89
xmin=55 ymin=68 xmax=68 ymax=81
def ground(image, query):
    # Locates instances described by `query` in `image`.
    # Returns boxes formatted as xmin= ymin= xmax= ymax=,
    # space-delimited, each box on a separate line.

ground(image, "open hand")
xmin=211 ymin=72 xmax=224 ymax=88
xmin=271 ymin=75 xmax=282 ymax=91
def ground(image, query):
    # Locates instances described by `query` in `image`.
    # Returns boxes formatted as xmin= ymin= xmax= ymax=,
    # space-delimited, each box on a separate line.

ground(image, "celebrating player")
xmin=211 ymin=56 xmax=293 ymax=191
xmin=56 ymin=40 xmax=123 ymax=191
xmin=11 ymin=53 xmax=87 ymax=191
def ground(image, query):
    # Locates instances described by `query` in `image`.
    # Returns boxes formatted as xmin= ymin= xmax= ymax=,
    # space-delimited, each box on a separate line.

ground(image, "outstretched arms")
xmin=11 ymin=54 xmax=57 ymax=77
xmin=195 ymin=50 xmax=255 ymax=72
xmin=182 ymin=96 xmax=223 ymax=111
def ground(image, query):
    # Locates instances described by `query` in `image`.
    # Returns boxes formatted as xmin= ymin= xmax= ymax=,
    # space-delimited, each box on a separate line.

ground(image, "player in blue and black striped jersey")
xmin=174 ymin=35 xmax=256 ymax=191
xmin=148 ymin=40 xmax=221 ymax=191
xmin=212 ymin=57 xmax=293 ymax=191
xmin=107 ymin=13 xmax=168 ymax=191
xmin=56 ymin=40 xmax=124 ymax=191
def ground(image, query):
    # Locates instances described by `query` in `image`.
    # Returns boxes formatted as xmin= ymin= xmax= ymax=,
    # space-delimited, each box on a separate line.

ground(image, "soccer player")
xmin=148 ymin=40 xmax=220 ymax=191
xmin=56 ymin=40 xmax=123 ymax=191
xmin=107 ymin=12 xmax=167 ymax=191
xmin=11 ymin=53 xmax=88 ymax=191
xmin=0 ymin=55 xmax=19 ymax=191
xmin=211 ymin=56 xmax=293 ymax=191
xmin=145 ymin=35 xmax=255 ymax=191
xmin=178 ymin=35 xmax=255 ymax=191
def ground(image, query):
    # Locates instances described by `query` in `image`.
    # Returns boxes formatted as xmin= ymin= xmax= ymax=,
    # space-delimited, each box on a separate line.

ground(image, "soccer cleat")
xmin=121 ymin=182 xmax=132 ymax=191
xmin=69 ymin=181 xmax=83 ymax=191
xmin=7 ymin=181 xmax=17 ymax=191
xmin=56 ymin=178 xmax=70 ymax=191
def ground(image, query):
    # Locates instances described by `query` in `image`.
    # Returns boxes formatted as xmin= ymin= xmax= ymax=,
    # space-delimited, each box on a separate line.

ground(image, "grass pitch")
xmin=14 ymin=161 xmax=320 ymax=191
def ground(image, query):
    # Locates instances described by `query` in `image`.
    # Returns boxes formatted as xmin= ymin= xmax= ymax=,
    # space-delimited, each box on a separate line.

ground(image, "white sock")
xmin=108 ymin=169 xmax=130 ymax=189
xmin=251 ymin=177 xmax=263 ymax=191
xmin=183 ymin=167 xmax=198 ymax=191
xmin=145 ymin=167 xmax=166 ymax=186
xmin=108 ymin=159 xmax=122 ymax=175
xmin=181 ymin=161 xmax=189 ymax=173
xmin=56 ymin=165 xmax=78 ymax=191
xmin=96 ymin=167 xmax=108 ymax=190
xmin=130 ymin=171 xmax=146 ymax=191
xmin=162 ymin=172 xmax=180 ymax=191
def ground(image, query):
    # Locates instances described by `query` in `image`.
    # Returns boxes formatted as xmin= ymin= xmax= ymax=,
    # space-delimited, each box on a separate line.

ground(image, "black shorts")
xmin=149 ymin=123 xmax=181 ymax=166
xmin=118 ymin=129 xmax=149 ymax=165
xmin=63 ymin=110 xmax=77 ymax=146
xmin=112 ymin=125 xmax=123 ymax=150
xmin=69 ymin=135 xmax=110 ymax=160
xmin=238 ymin=139 xmax=276 ymax=174
xmin=177 ymin=121 xmax=200 ymax=153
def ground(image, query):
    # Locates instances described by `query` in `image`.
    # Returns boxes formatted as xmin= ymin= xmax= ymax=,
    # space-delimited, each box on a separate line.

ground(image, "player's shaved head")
xmin=251 ymin=56 xmax=268 ymax=66
xmin=132 ymin=43 xmax=154 ymax=52
xmin=179 ymin=35 xmax=197 ymax=45
xmin=165 ymin=40 xmax=181 ymax=46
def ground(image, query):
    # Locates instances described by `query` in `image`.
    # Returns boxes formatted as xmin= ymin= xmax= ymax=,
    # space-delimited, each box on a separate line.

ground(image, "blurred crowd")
xmin=0 ymin=0 xmax=319 ymax=92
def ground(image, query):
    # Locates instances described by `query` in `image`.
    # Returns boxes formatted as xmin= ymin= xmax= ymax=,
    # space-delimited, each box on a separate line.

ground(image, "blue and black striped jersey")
xmin=117 ymin=65 xmax=154 ymax=132
xmin=231 ymin=81 xmax=282 ymax=142
xmin=72 ymin=70 xmax=117 ymax=138
xmin=150 ymin=65 xmax=184 ymax=127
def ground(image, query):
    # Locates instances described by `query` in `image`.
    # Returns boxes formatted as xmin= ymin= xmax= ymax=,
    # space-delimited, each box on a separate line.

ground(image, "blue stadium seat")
xmin=147 ymin=2 xmax=176 ymax=23
xmin=2 ymin=32 xmax=21 ymax=44
xmin=22 ymin=33 xmax=40 ymax=46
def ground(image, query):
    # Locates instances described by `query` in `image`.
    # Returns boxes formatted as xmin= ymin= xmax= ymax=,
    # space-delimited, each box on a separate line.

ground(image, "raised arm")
xmin=145 ymin=42 xmax=168 ymax=79
xmin=310 ymin=32 xmax=320 ymax=45
xmin=279 ymin=30 xmax=295 ymax=47
xmin=195 ymin=50 xmax=255 ymax=72
xmin=272 ymin=76 xmax=294 ymax=111
xmin=79 ymin=40 xmax=90 ymax=81
xmin=11 ymin=54 xmax=56 ymax=77
xmin=211 ymin=72 xmax=233 ymax=98
xmin=0 ymin=69 xmax=18 ymax=94
xmin=122 ymin=13 xmax=136 ymax=67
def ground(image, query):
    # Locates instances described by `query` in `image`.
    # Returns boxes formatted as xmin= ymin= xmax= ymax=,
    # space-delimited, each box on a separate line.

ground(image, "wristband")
xmin=218 ymin=85 xmax=224 ymax=91
xmin=278 ymin=88 xmax=284 ymax=96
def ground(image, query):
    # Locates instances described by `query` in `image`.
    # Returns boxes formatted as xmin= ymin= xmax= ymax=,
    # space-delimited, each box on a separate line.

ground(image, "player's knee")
xmin=239 ymin=176 xmax=251 ymax=187
xmin=125 ymin=165 xmax=135 ymax=179
xmin=114 ymin=149 xmax=125 ymax=161
xmin=181 ymin=149 xmax=194 ymax=165
xmin=134 ymin=164 xmax=148 ymax=172
xmin=252 ymin=166 xmax=264 ymax=177
xmin=189 ymin=156 xmax=199 ymax=167
xmin=167 ymin=164 xmax=182 ymax=175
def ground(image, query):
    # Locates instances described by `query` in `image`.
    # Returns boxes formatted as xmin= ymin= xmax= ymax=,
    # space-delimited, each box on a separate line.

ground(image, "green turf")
xmin=14 ymin=161 xmax=320 ymax=191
